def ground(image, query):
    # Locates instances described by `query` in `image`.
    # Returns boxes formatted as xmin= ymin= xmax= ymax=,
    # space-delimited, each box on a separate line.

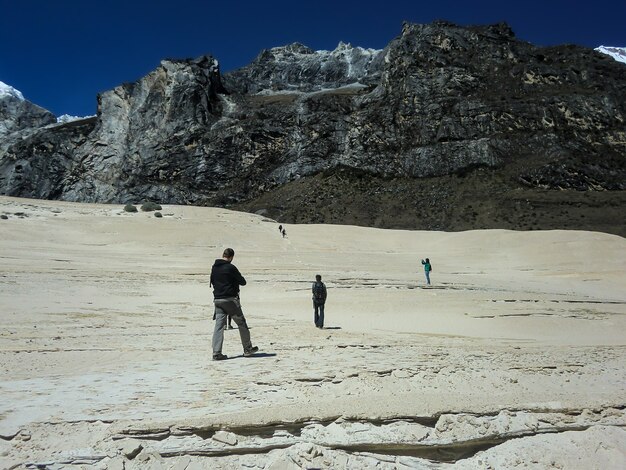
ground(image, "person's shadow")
xmin=322 ymin=326 xmax=341 ymax=330
xmin=242 ymin=352 xmax=277 ymax=359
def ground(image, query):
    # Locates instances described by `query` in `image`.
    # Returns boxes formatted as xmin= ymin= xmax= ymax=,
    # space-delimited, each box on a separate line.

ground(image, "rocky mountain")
xmin=223 ymin=41 xmax=384 ymax=94
xmin=1 ymin=22 xmax=625 ymax=235
xmin=0 ymin=80 xmax=56 ymax=145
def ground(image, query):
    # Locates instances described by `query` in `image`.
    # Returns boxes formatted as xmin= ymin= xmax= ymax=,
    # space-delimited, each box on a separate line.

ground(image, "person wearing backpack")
xmin=312 ymin=274 xmax=327 ymax=328
xmin=421 ymin=258 xmax=432 ymax=285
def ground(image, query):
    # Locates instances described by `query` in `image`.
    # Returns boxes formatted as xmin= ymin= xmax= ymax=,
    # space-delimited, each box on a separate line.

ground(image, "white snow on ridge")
xmin=1 ymin=81 xmax=92 ymax=121
xmin=56 ymin=114 xmax=95 ymax=123
xmin=0 ymin=80 xmax=24 ymax=100
xmin=595 ymin=46 xmax=626 ymax=64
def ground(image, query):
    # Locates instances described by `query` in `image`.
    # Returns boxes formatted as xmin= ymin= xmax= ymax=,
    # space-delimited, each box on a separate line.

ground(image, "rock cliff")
xmin=0 ymin=81 xmax=57 ymax=153
xmin=1 ymin=22 xmax=625 ymax=234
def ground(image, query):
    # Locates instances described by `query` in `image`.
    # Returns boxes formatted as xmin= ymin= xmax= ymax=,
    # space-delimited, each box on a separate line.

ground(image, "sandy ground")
xmin=0 ymin=195 xmax=625 ymax=469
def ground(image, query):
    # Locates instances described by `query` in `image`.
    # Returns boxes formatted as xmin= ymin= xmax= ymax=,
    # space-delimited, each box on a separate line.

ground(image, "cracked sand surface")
xmin=0 ymin=196 xmax=625 ymax=469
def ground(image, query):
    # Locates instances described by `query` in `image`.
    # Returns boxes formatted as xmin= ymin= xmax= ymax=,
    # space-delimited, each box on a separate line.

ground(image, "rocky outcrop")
xmin=223 ymin=41 xmax=384 ymax=94
xmin=1 ymin=117 xmax=97 ymax=199
xmin=0 ymin=81 xmax=56 ymax=154
xmin=1 ymin=22 xmax=625 ymax=234
xmin=0 ymin=94 xmax=55 ymax=138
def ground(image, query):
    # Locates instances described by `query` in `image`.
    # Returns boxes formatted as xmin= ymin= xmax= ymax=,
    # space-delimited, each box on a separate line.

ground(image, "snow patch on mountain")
xmin=56 ymin=114 xmax=95 ymax=124
xmin=1 ymin=82 xmax=92 ymax=122
xmin=595 ymin=46 xmax=626 ymax=64
xmin=0 ymin=81 xmax=25 ymax=100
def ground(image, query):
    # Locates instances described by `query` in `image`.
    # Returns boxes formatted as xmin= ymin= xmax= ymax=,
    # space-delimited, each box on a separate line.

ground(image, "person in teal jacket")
xmin=421 ymin=258 xmax=432 ymax=285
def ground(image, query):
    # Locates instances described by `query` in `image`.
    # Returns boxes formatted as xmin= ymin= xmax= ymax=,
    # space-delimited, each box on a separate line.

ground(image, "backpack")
xmin=313 ymin=282 xmax=326 ymax=301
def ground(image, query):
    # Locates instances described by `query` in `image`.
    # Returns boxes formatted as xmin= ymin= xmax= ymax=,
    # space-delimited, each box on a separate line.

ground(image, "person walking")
xmin=210 ymin=248 xmax=258 ymax=360
xmin=421 ymin=258 xmax=432 ymax=285
xmin=312 ymin=274 xmax=327 ymax=328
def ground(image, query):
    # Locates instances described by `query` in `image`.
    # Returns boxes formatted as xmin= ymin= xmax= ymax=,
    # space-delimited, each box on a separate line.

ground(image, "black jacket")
xmin=210 ymin=259 xmax=246 ymax=299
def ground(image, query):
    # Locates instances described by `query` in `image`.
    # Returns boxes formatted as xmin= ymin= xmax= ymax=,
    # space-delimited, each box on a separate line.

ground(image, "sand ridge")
xmin=0 ymin=196 xmax=625 ymax=469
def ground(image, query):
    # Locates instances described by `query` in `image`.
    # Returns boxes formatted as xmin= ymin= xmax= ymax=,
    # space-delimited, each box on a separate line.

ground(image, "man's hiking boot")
xmin=212 ymin=353 xmax=228 ymax=361
xmin=244 ymin=346 xmax=259 ymax=357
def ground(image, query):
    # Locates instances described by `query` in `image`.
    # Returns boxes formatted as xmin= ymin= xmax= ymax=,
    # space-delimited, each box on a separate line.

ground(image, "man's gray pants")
xmin=212 ymin=297 xmax=253 ymax=355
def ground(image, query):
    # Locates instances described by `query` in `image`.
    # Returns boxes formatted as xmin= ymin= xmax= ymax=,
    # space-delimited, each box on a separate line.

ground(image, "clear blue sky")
xmin=1 ymin=0 xmax=624 ymax=117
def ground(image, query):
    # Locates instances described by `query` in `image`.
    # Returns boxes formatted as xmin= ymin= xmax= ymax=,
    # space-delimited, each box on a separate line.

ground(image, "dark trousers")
xmin=314 ymin=302 xmax=325 ymax=327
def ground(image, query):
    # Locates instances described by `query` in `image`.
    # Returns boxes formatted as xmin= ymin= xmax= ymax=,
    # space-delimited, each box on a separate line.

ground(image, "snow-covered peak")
xmin=0 ymin=81 xmax=24 ymax=100
xmin=595 ymin=46 xmax=626 ymax=64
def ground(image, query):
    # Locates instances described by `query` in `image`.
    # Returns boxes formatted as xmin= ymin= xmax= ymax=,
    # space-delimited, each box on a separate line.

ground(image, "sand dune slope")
xmin=1 ymin=196 xmax=625 ymax=469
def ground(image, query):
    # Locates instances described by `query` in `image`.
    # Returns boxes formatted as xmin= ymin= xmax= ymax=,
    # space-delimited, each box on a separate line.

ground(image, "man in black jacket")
xmin=210 ymin=248 xmax=258 ymax=360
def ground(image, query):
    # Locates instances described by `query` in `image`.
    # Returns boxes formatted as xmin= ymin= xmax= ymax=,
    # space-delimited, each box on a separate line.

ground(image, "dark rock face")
xmin=0 ymin=91 xmax=57 ymax=155
xmin=0 ymin=117 xmax=97 ymax=199
xmin=0 ymin=89 xmax=62 ymax=194
xmin=1 ymin=21 xmax=625 ymax=235
xmin=0 ymin=92 xmax=56 ymax=138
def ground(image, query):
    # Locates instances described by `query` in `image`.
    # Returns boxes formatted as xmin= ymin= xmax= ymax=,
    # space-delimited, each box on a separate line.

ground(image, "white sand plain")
xmin=0 ymin=195 xmax=625 ymax=469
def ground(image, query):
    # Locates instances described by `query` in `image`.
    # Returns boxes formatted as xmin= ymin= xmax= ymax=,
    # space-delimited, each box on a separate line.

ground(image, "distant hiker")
xmin=421 ymin=258 xmax=432 ymax=285
xmin=312 ymin=274 xmax=327 ymax=328
xmin=282 ymin=228 xmax=286 ymax=238
xmin=279 ymin=224 xmax=283 ymax=233
xmin=210 ymin=248 xmax=258 ymax=360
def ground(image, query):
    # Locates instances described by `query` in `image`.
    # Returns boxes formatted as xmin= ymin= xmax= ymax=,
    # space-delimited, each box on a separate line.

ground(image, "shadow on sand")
xmin=243 ymin=352 xmax=277 ymax=359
